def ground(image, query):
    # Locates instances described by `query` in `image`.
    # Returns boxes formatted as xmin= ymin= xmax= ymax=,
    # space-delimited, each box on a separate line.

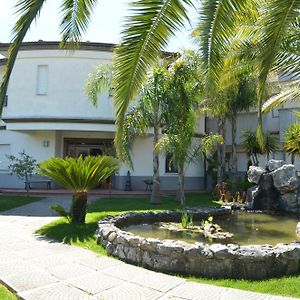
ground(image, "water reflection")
xmin=124 ymin=212 xmax=300 ymax=246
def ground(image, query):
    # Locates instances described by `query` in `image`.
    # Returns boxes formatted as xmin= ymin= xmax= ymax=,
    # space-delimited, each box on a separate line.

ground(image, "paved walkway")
xmin=0 ymin=197 xmax=298 ymax=300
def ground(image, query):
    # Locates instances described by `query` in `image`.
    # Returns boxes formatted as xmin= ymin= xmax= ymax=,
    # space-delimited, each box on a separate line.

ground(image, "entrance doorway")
xmin=64 ymin=138 xmax=114 ymax=158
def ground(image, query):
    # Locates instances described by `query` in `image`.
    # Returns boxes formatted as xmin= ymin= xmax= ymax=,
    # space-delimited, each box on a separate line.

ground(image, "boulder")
xmin=248 ymin=166 xmax=265 ymax=184
xmin=267 ymin=159 xmax=285 ymax=172
xmin=270 ymin=164 xmax=298 ymax=193
xmin=296 ymin=222 xmax=300 ymax=238
xmin=278 ymin=193 xmax=298 ymax=213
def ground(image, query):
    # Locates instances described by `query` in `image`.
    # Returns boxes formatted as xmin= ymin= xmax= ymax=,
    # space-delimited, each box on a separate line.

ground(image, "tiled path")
xmin=0 ymin=196 xmax=298 ymax=300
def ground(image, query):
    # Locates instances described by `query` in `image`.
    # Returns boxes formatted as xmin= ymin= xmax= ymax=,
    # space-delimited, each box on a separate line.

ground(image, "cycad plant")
xmin=284 ymin=122 xmax=300 ymax=164
xmin=38 ymin=155 xmax=119 ymax=223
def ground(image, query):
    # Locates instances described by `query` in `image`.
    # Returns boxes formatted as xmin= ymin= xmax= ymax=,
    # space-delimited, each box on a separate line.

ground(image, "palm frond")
xmin=113 ymin=0 xmax=193 ymax=157
xmin=256 ymin=0 xmax=300 ymax=146
xmin=85 ymin=64 xmax=112 ymax=106
xmin=194 ymin=0 xmax=250 ymax=90
xmin=60 ymin=0 xmax=98 ymax=47
xmin=38 ymin=156 xmax=119 ymax=192
xmin=0 ymin=0 xmax=47 ymax=116
xmin=262 ymin=80 xmax=300 ymax=113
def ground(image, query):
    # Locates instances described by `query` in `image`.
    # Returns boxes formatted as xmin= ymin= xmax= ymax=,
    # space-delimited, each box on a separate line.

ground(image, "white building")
xmin=0 ymin=41 xmax=205 ymax=190
xmin=0 ymin=41 xmax=298 ymax=190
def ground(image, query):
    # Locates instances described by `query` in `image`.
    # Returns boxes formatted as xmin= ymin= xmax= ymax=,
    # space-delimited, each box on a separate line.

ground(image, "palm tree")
xmin=120 ymin=67 xmax=170 ymax=204
xmin=38 ymin=155 xmax=119 ymax=223
xmin=2 ymin=0 xmax=299 ymax=153
xmin=284 ymin=115 xmax=300 ymax=164
xmin=85 ymin=64 xmax=170 ymax=204
xmin=241 ymin=129 xmax=278 ymax=166
xmin=226 ymin=75 xmax=256 ymax=192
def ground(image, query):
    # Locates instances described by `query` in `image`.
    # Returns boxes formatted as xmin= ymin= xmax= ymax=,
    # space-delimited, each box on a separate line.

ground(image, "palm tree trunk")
xmin=176 ymin=164 xmax=185 ymax=206
xmin=217 ymin=118 xmax=226 ymax=184
xmin=231 ymin=113 xmax=238 ymax=194
xmin=71 ymin=191 xmax=88 ymax=223
xmin=150 ymin=124 xmax=161 ymax=204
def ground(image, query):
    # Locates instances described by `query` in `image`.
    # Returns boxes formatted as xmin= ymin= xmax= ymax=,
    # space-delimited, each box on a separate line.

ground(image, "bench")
xmin=25 ymin=180 xmax=52 ymax=190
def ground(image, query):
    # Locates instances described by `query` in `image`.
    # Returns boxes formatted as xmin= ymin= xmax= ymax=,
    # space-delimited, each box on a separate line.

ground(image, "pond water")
xmin=124 ymin=212 xmax=300 ymax=246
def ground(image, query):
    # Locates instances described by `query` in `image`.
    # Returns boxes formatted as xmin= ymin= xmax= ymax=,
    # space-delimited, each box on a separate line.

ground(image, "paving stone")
xmin=0 ymin=251 xmax=23 ymax=263
xmin=68 ymin=271 xmax=124 ymax=295
xmin=46 ymin=262 xmax=94 ymax=280
xmin=2 ymin=270 xmax=58 ymax=292
xmin=19 ymin=283 xmax=93 ymax=300
xmin=164 ymin=282 xmax=227 ymax=300
xmin=95 ymin=282 xmax=163 ymax=300
xmin=131 ymin=271 xmax=184 ymax=293
xmin=100 ymin=264 xmax=149 ymax=281
xmin=77 ymin=255 xmax=123 ymax=270
xmin=13 ymin=247 xmax=53 ymax=259
xmin=27 ymin=253 xmax=75 ymax=269
xmin=0 ymin=262 xmax=38 ymax=277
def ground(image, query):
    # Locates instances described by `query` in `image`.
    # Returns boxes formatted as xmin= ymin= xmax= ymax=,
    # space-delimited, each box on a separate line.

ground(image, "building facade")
xmin=0 ymin=41 xmax=205 ymax=190
xmin=0 ymin=41 xmax=298 ymax=190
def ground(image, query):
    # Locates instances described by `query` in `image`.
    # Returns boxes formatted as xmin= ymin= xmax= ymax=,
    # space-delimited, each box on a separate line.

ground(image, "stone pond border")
xmin=96 ymin=208 xmax=300 ymax=279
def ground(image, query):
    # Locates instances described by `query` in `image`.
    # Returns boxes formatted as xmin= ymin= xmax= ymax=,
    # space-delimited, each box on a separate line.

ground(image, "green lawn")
xmin=37 ymin=193 xmax=300 ymax=298
xmin=0 ymin=285 xmax=17 ymax=300
xmin=0 ymin=195 xmax=43 ymax=212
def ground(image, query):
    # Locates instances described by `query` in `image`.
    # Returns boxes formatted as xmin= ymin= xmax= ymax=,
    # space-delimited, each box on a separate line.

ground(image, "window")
xmin=3 ymin=95 xmax=7 ymax=107
xmin=36 ymin=65 xmax=48 ymax=95
xmin=165 ymin=153 xmax=178 ymax=173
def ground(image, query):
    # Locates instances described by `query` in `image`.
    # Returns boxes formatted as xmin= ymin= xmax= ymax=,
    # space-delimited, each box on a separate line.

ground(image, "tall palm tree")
xmin=38 ymin=155 xmax=119 ymax=223
xmin=120 ymin=67 xmax=170 ymax=204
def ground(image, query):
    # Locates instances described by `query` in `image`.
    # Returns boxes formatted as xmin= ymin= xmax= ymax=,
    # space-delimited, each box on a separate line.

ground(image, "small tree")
xmin=284 ymin=122 xmax=300 ymax=164
xmin=241 ymin=130 xmax=279 ymax=166
xmin=7 ymin=151 xmax=37 ymax=192
xmin=38 ymin=156 xmax=119 ymax=223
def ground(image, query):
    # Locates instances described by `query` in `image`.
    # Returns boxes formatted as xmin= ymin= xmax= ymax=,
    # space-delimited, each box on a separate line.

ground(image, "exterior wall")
xmin=207 ymin=100 xmax=300 ymax=173
xmin=2 ymin=50 xmax=114 ymax=122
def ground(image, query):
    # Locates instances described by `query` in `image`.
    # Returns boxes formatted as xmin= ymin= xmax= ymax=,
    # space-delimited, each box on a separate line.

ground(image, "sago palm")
xmin=284 ymin=118 xmax=300 ymax=164
xmin=38 ymin=155 xmax=119 ymax=223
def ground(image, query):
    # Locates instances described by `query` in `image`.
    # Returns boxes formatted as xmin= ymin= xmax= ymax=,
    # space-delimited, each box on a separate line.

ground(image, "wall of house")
xmin=0 ymin=129 xmax=56 ymax=188
xmin=2 ymin=49 xmax=114 ymax=121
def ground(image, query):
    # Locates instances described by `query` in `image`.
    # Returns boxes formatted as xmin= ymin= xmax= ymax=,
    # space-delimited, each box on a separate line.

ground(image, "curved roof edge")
xmin=0 ymin=41 xmax=176 ymax=58
xmin=0 ymin=41 xmax=116 ymax=53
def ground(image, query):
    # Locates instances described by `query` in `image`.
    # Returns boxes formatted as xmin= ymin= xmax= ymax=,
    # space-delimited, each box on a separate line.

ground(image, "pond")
xmin=124 ymin=212 xmax=300 ymax=246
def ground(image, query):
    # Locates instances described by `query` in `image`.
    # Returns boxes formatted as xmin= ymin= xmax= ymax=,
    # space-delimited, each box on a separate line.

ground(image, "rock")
xmin=296 ymin=223 xmax=300 ymax=238
xmin=270 ymin=164 xmax=298 ymax=193
xmin=278 ymin=193 xmax=299 ymax=213
xmin=248 ymin=166 xmax=265 ymax=184
xmin=267 ymin=159 xmax=285 ymax=172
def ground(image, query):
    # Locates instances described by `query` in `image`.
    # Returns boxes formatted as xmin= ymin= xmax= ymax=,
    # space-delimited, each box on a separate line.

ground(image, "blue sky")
xmin=0 ymin=0 xmax=198 ymax=52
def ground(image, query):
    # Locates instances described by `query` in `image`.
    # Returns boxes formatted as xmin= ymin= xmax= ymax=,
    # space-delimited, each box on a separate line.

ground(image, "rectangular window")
xmin=0 ymin=144 xmax=11 ymax=170
xmin=36 ymin=65 xmax=48 ymax=95
xmin=165 ymin=153 xmax=178 ymax=173
xmin=3 ymin=95 xmax=7 ymax=107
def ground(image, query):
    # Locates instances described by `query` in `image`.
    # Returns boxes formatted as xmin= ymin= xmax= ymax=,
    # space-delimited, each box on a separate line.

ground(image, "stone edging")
xmin=96 ymin=208 xmax=300 ymax=279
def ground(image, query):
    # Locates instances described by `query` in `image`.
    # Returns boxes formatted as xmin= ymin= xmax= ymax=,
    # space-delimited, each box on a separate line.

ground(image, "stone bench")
xmin=25 ymin=180 xmax=52 ymax=190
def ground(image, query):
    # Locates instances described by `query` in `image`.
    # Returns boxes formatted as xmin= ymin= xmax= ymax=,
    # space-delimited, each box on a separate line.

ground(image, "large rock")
xmin=270 ymin=164 xmax=298 ymax=193
xmin=278 ymin=193 xmax=298 ymax=213
xmin=248 ymin=166 xmax=265 ymax=184
xmin=267 ymin=159 xmax=285 ymax=172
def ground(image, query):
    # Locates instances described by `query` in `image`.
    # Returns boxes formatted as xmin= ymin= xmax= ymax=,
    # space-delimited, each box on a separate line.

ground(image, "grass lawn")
xmin=0 ymin=285 xmax=17 ymax=300
xmin=37 ymin=193 xmax=300 ymax=298
xmin=0 ymin=195 xmax=43 ymax=212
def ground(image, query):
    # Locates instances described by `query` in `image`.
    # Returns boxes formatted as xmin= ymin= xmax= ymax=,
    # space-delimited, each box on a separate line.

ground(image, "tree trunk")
xmin=150 ymin=125 xmax=161 ymax=204
xmin=71 ymin=191 xmax=88 ymax=223
xmin=231 ymin=113 xmax=238 ymax=194
xmin=176 ymin=165 xmax=185 ymax=206
xmin=217 ymin=118 xmax=226 ymax=184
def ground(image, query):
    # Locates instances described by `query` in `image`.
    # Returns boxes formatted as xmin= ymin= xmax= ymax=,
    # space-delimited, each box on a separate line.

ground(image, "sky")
xmin=0 ymin=0 xmax=199 ymax=54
